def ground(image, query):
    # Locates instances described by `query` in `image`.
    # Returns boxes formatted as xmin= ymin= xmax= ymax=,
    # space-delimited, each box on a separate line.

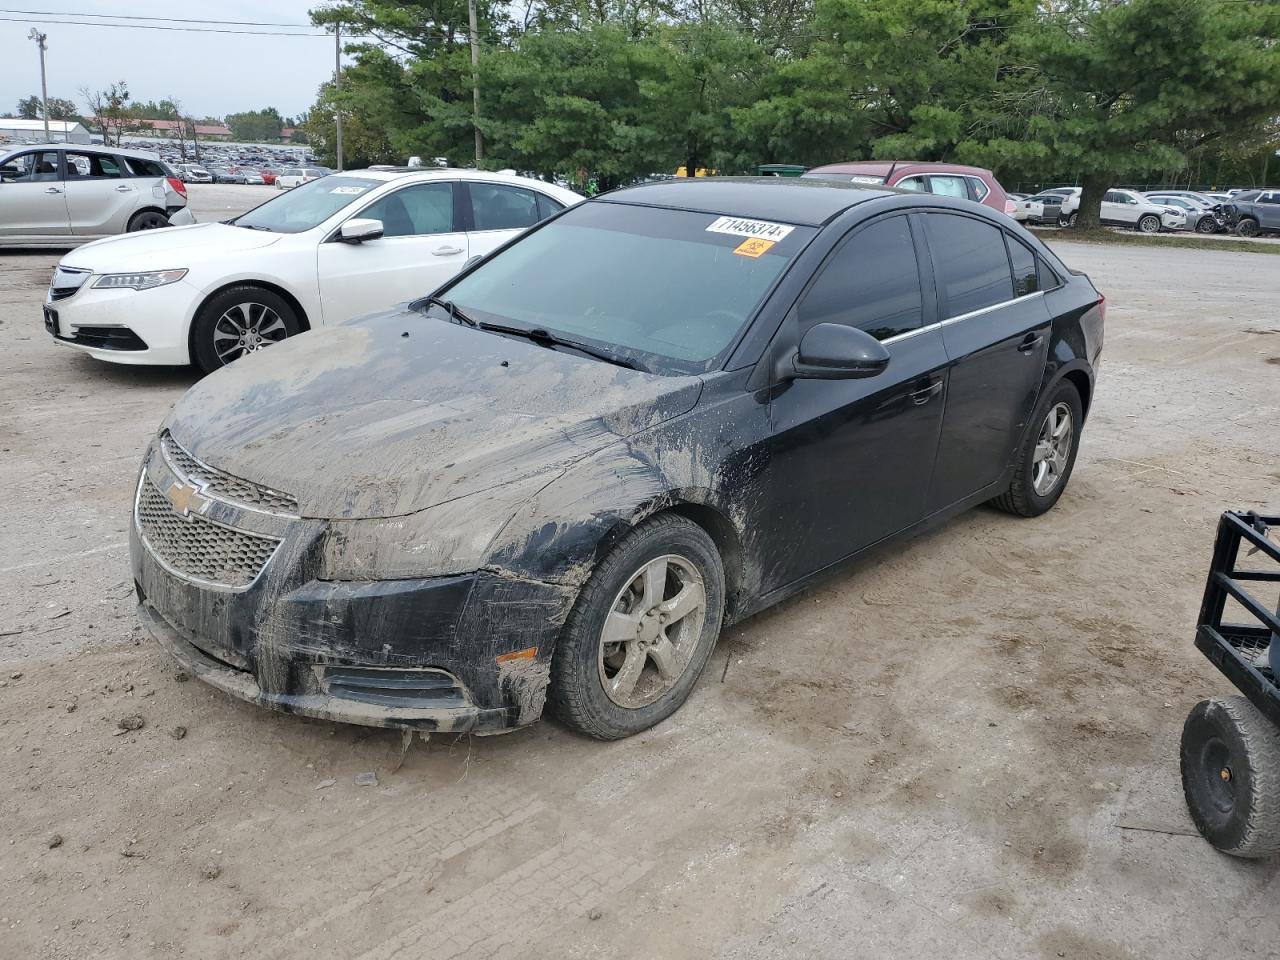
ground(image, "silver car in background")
xmin=0 ymin=143 xmax=194 ymax=247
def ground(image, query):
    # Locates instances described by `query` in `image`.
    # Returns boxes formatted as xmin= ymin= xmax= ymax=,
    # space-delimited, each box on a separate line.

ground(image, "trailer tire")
xmin=1181 ymin=696 xmax=1280 ymax=858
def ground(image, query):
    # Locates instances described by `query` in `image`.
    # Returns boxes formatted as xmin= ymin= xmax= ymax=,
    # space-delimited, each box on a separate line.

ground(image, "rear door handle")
xmin=1018 ymin=334 xmax=1044 ymax=353
xmin=907 ymin=380 xmax=943 ymax=405
xmin=432 ymin=245 xmax=464 ymax=256
xmin=114 ymin=184 xmax=133 ymax=192
xmin=44 ymin=186 xmax=63 ymax=194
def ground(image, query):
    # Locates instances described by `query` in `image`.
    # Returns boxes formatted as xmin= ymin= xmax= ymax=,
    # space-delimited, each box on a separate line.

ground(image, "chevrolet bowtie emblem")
xmin=166 ymin=480 xmax=209 ymax=518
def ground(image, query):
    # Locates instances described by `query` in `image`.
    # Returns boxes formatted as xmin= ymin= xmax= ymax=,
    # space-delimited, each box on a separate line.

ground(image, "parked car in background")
xmin=210 ymin=168 xmax=248 ymax=185
xmin=0 ymin=143 xmax=194 ymax=247
xmin=176 ymin=163 xmax=212 ymax=184
xmin=1048 ymin=187 xmax=1181 ymax=232
xmin=243 ymin=171 xmax=265 ymax=185
xmin=1013 ymin=193 xmax=1066 ymax=224
xmin=275 ymin=167 xmax=327 ymax=190
xmin=1144 ymin=193 xmax=1223 ymax=234
xmin=802 ymin=161 xmax=1016 ymax=217
xmin=129 ymin=177 xmax=1104 ymax=739
xmin=259 ymin=168 xmax=280 ymax=185
xmin=1222 ymin=190 xmax=1280 ymax=237
xmin=43 ymin=169 xmax=581 ymax=371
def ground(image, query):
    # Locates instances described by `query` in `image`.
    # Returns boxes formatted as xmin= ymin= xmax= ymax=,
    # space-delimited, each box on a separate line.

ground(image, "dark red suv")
xmin=803 ymin=161 xmax=1016 ymax=217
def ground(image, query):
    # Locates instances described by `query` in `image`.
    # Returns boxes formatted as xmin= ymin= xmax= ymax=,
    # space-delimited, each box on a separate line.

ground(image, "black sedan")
xmin=131 ymin=178 xmax=1105 ymax=740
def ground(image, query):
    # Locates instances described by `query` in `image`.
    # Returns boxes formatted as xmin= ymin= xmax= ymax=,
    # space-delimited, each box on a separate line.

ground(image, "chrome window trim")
xmin=880 ymin=290 xmax=1045 ymax=346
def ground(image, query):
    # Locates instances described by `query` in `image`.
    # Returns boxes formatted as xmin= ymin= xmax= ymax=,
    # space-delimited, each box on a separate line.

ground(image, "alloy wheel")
xmin=1031 ymin=402 xmax=1073 ymax=497
xmin=1138 ymin=215 xmax=1160 ymax=233
xmin=598 ymin=554 xmax=707 ymax=709
xmin=212 ymin=301 xmax=288 ymax=365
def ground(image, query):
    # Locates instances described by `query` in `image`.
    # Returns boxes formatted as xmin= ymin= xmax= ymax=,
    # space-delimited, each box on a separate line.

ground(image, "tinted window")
xmin=360 ymin=182 xmax=454 ymax=237
xmin=895 ymin=176 xmax=927 ymax=193
xmin=967 ymin=177 xmax=989 ymax=201
xmin=797 ymin=216 xmax=923 ymax=342
xmin=122 ymin=156 xmax=168 ymax=178
xmin=1 ymin=150 xmax=59 ymax=182
xmin=445 ymin=203 xmax=812 ymax=373
xmin=66 ymin=152 xmax=124 ymax=178
xmin=1006 ymin=236 xmax=1039 ymax=297
xmin=1260 ymin=193 xmax=1280 ymax=204
xmin=470 ymin=183 xmax=540 ymax=230
xmin=924 ymin=213 xmax=1014 ymax=317
xmin=535 ymin=192 xmax=565 ymax=220
xmin=928 ymin=176 xmax=969 ymax=199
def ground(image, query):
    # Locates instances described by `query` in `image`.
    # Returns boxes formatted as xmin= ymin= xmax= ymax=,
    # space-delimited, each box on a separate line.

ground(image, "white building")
xmin=0 ymin=118 xmax=92 ymax=145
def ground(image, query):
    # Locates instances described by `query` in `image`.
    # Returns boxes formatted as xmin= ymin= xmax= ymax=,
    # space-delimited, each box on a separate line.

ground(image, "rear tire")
xmin=190 ymin=285 xmax=302 ymax=374
xmin=990 ymin=380 xmax=1083 ymax=518
xmin=1236 ymin=218 xmax=1260 ymax=238
xmin=127 ymin=210 xmax=169 ymax=232
xmin=1181 ymin=696 xmax=1280 ymax=858
xmin=549 ymin=515 xmax=725 ymax=740
xmin=1059 ymin=212 xmax=1078 ymax=228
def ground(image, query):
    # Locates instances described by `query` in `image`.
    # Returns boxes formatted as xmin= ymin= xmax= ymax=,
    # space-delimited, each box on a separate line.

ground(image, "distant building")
xmin=0 ymin=117 xmax=92 ymax=144
xmin=132 ymin=119 xmax=233 ymax=141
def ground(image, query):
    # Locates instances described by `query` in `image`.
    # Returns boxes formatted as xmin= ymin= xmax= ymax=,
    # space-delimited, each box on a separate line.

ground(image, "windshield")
xmin=233 ymin=175 xmax=379 ymax=233
xmin=442 ymin=202 xmax=813 ymax=374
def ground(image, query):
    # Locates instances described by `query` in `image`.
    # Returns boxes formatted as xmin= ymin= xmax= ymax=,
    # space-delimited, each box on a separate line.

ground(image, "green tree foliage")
xmin=16 ymin=94 xmax=79 ymax=120
xmin=304 ymin=0 xmax=1280 ymax=196
xmin=225 ymin=107 xmax=287 ymax=142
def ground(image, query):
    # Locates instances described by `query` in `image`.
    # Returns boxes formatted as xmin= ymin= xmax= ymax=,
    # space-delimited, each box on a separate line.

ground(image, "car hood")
xmin=62 ymin=222 xmax=282 ymax=269
xmin=164 ymin=308 xmax=704 ymax=520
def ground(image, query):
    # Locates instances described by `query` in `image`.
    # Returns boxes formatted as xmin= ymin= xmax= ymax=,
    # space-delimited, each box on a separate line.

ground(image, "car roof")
xmin=804 ymin=160 xmax=993 ymax=178
xmin=597 ymin=176 xmax=891 ymax=226
xmin=0 ymin=142 xmax=165 ymax=162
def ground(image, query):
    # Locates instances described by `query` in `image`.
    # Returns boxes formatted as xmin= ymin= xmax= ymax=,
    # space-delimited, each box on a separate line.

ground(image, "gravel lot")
xmin=1 ymin=184 xmax=1278 ymax=959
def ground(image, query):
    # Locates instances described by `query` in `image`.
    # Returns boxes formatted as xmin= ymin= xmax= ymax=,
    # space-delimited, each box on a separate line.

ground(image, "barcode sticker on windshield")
xmin=706 ymin=216 xmax=794 ymax=242
xmin=330 ymin=186 xmax=367 ymax=195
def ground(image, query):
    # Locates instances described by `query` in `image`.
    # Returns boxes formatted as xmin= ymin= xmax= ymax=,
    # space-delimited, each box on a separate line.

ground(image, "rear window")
xmin=122 ymin=156 xmax=168 ymax=178
xmin=444 ymin=202 xmax=814 ymax=373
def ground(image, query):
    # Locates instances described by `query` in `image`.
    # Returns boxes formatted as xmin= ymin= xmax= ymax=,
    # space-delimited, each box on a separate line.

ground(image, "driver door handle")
xmin=907 ymin=379 xmax=943 ymax=405
xmin=1018 ymin=333 xmax=1045 ymax=353
xmin=432 ymin=245 xmax=464 ymax=256
xmin=114 ymin=184 xmax=133 ymax=192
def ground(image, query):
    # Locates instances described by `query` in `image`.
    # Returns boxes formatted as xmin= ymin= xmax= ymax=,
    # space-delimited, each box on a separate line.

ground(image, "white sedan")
xmin=42 ymin=169 xmax=581 ymax=372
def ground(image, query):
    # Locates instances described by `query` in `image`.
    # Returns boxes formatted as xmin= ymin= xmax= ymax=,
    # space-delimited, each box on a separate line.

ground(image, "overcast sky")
xmin=0 ymin=1 xmax=342 ymax=120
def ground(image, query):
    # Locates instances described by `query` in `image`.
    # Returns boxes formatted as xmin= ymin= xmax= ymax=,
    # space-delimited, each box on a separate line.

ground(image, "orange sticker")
xmin=733 ymin=237 xmax=775 ymax=258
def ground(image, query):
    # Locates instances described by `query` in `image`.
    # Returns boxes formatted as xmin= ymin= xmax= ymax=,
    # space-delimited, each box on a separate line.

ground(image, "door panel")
xmin=0 ymin=150 xmax=68 ymax=236
xmin=64 ymin=151 xmax=136 ymax=234
xmin=924 ymin=218 xmax=1051 ymax=511
xmin=757 ymin=214 xmax=947 ymax=592
xmin=317 ymin=181 xmax=468 ymax=325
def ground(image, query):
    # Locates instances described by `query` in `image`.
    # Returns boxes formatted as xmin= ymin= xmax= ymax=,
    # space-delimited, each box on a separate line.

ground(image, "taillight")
xmin=167 ymin=176 xmax=187 ymax=199
xmin=1004 ymin=199 xmax=1017 ymax=216
xmin=1096 ymin=294 xmax=1106 ymax=321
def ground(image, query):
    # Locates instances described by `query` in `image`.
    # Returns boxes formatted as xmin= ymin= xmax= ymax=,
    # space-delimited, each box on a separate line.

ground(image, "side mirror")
xmin=784 ymin=322 xmax=890 ymax=381
xmin=338 ymin=218 xmax=384 ymax=243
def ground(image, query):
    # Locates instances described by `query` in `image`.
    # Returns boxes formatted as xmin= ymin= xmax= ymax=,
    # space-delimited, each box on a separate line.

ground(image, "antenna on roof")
xmin=885 ymin=161 xmax=897 ymax=182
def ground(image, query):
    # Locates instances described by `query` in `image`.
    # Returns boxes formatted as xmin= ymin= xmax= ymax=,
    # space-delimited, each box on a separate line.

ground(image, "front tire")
xmin=1137 ymin=214 xmax=1161 ymax=233
xmin=127 ymin=210 xmax=169 ymax=232
xmin=190 ymin=285 xmax=302 ymax=374
xmin=1195 ymin=216 xmax=1218 ymax=235
xmin=1236 ymin=218 xmax=1260 ymax=238
xmin=549 ymin=515 xmax=725 ymax=740
xmin=1181 ymin=696 xmax=1280 ymax=858
xmin=990 ymin=380 xmax=1083 ymax=518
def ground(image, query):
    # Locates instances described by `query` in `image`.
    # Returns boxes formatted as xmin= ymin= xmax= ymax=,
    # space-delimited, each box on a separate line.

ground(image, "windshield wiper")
xmin=476 ymin=322 xmax=647 ymax=372
xmin=229 ymin=221 xmax=273 ymax=231
xmin=423 ymin=295 xmax=478 ymax=328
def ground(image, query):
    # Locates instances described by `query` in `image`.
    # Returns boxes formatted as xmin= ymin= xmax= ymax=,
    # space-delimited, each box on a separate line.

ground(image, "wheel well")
xmin=128 ymin=206 xmax=168 ymax=226
xmin=188 ymin=280 xmax=312 ymax=364
xmin=660 ymin=503 xmax=745 ymax=619
xmin=1062 ymin=369 xmax=1092 ymax=418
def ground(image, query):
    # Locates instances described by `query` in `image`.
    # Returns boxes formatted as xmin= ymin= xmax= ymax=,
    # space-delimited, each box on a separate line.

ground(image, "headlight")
xmin=93 ymin=269 xmax=188 ymax=292
xmin=320 ymin=472 xmax=559 ymax=580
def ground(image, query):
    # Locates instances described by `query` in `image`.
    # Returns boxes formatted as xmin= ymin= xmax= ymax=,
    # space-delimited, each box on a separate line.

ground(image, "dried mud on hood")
xmin=165 ymin=309 xmax=703 ymax=519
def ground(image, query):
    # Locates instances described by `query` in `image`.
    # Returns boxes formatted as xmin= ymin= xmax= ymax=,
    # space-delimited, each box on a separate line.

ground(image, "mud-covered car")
xmin=132 ymin=178 xmax=1104 ymax=739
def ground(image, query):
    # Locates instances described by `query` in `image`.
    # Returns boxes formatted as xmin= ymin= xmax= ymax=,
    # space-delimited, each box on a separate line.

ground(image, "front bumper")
xmin=130 ymin=440 xmax=566 ymax=732
xmin=44 ymin=277 xmax=200 ymax=366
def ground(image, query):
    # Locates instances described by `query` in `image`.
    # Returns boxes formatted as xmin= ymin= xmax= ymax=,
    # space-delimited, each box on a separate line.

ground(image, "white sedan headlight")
xmin=93 ymin=269 xmax=188 ymax=292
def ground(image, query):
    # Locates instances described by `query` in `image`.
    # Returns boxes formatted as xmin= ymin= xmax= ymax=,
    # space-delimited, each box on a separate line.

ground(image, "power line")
xmin=0 ymin=9 xmax=316 ymax=27
xmin=0 ymin=16 xmax=333 ymax=36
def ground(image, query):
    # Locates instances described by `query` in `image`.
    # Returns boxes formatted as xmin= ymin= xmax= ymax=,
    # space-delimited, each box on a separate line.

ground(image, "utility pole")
xmin=334 ymin=23 xmax=344 ymax=172
xmin=27 ymin=29 xmax=50 ymax=142
xmin=468 ymin=0 xmax=482 ymax=163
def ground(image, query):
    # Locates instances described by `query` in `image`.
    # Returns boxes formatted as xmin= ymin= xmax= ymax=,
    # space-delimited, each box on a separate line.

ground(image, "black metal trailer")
xmin=1181 ymin=511 xmax=1280 ymax=858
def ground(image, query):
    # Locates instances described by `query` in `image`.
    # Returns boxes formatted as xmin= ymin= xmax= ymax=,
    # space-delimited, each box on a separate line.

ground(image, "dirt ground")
xmin=1 ymin=185 xmax=1278 ymax=960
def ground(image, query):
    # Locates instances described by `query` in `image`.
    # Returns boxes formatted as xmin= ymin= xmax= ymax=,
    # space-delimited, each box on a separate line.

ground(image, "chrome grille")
xmin=49 ymin=265 xmax=90 ymax=302
xmin=136 ymin=476 xmax=280 ymax=588
xmin=161 ymin=432 xmax=298 ymax=514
